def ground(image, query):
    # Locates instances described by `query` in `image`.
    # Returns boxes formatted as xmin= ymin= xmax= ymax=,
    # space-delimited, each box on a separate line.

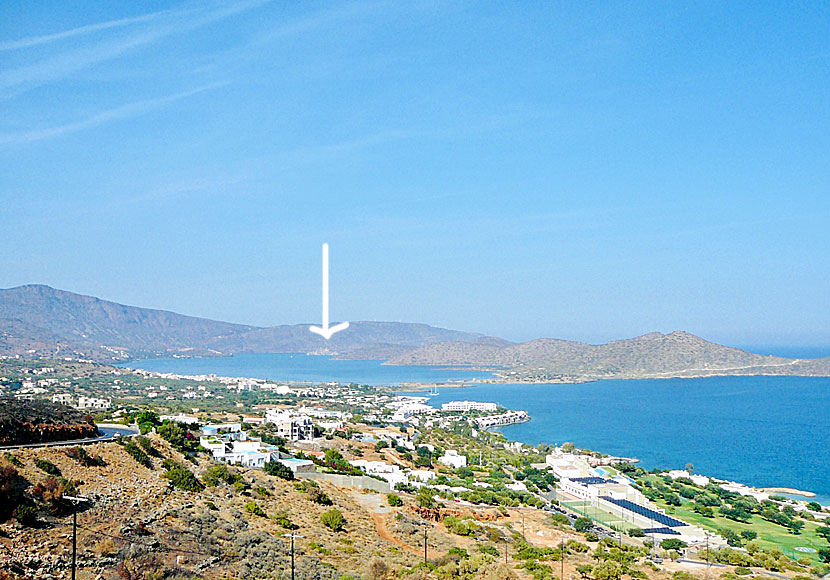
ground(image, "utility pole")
xmin=64 ymin=496 xmax=88 ymax=580
xmin=561 ymin=534 xmax=565 ymax=580
xmin=423 ymin=525 xmax=428 ymax=565
xmin=705 ymin=532 xmax=710 ymax=580
xmin=282 ymin=532 xmax=304 ymax=580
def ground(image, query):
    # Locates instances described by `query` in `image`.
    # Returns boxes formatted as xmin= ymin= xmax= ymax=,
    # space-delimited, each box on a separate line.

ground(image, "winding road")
xmin=0 ymin=423 xmax=138 ymax=450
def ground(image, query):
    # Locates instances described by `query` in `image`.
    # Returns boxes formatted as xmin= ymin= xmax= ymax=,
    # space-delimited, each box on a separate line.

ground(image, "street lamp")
xmin=282 ymin=533 xmax=304 ymax=580
xmin=64 ymin=496 xmax=89 ymax=580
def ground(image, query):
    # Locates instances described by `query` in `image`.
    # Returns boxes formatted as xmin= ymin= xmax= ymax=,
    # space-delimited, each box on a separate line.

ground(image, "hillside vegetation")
xmin=0 ymin=398 xmax=98 ymax=445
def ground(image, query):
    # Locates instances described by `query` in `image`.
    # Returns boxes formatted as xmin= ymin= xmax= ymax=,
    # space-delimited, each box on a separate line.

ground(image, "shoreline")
xmin=760 ymin=487 xmax=816 ymax=498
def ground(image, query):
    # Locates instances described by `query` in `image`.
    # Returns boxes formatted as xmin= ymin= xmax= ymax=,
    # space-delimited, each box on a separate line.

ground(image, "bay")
xmin=123 ymin=354 xmax=830 ymax=504
xmin=121 ymin=353 xmax=491 ymax=385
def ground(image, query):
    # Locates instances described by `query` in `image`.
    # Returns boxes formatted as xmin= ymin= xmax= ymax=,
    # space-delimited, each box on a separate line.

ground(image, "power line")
xmin=48 ymin=521 xmax=219 ymax=557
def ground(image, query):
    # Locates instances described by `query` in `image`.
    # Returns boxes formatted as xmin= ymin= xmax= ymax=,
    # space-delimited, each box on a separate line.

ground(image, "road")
xmin=0 ymin=423 xmax=138 ymax=450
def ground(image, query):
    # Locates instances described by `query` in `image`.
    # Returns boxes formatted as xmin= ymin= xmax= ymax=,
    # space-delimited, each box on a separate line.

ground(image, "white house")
xmin=438 ymin=449 xmax=467 ymax=469
xmin=265 ymin=409 xmax=314 ymax=441
xmin=77 ymin=396 xmax=111 ymax=410
xmin=211 ymin=440 xmax=279 ymax=468
xmin=350 ymin=460 xmax=410 ymax=487
xmin=52 ymin=393 xmax=73 ymax=405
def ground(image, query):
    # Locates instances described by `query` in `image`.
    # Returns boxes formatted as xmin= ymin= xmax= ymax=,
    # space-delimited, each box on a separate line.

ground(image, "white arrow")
xmin=309 ymin=243 xmax=349 ymax=340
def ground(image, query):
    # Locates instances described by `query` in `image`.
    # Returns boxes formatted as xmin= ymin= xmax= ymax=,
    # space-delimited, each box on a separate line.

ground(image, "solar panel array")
xmin=601 ymin=497 xmax=687 ymax=527
xmin=571 ymin=477 xmax=615 ymax=485
xmin=642 ymin=527 xmax=680 ymax=535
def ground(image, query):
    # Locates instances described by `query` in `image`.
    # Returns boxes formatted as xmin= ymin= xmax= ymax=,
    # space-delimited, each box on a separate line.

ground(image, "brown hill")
xmin=0 ymin=285 xmax=507 ymax=362
xmin=387 ymin=331 xmax=830 ymax=381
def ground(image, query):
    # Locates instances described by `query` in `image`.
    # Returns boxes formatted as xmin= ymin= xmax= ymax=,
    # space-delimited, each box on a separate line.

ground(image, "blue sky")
xmin=1 ymin=1 xmax=828 ymax=346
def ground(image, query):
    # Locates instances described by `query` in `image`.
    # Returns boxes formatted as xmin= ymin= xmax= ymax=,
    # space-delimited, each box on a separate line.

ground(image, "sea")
xmin=122 ymin=349 xmax=830 ymax=505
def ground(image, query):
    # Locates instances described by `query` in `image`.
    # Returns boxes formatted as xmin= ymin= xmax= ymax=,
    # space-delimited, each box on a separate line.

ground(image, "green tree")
xmin=321 ymin=509 xmax=346 ymax=532
xmin=157 ymin=422 xmax=188 ymax=450
xmin=387 ymin=493 xmax=403 ymax=507
xmin=263 ymin=460 xmax=294 ymax=480
xmin=661 ymin=539 xmax=687 ymax=551
xmin=574 ymin=517 xmax=593 ymax=532
xmin=417 ymin=487 xmax=436 ymax=508
xmin=593 ymin=560 xmax=623 ymax=580
xmin=815 ymin=525 xmax=830 ymax=542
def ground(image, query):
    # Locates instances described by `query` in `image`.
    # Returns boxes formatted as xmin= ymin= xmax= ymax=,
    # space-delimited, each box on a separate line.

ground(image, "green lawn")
xmin=651 ymin=496 xmax=826 ymax=564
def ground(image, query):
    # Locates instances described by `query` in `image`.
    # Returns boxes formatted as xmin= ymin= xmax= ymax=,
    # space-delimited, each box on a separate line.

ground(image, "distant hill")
xmin=0 ymin=285 xmax=505 ymax=362
xmin=387 ymin=331 xmax=830 ymax=381
xmin=2 ymin=285 xmax=828 ymax=382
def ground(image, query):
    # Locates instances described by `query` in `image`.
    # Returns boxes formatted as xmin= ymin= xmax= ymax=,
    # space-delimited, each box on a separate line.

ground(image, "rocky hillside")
xmin=0 ymin=438 xmax=528 ymax=580
xmin=0 ymin=398 xmax=98 ymax=445
xmin=387 ymin=331 xmax=830 ymax=381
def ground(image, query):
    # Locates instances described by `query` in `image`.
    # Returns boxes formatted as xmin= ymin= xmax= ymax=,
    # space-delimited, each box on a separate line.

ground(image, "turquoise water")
xmin=123 ymin=353 xmax=830 ymax=504
xmin=121 ymin=353 xmax=492 ymax=385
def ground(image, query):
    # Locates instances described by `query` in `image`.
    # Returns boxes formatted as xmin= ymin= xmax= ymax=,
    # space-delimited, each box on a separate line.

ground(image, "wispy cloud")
xmin=0 ymin=83 xmax=224 ymax=145
xmin=0 ymin=0 xmax=270 ymax=97
xmin=0 ymin=9 xmax=171 ymax=51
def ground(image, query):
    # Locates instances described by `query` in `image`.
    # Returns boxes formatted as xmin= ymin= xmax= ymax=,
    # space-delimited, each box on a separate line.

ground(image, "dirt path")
xmin=370 ymin=511 xmax=425 ymax=556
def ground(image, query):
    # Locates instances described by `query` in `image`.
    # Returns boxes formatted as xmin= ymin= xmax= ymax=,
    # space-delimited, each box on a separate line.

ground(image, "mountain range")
xmin=0 ymin=285 xmax=504 ymax=362
xmin=1 ymin=284 xmax=828 ymax=381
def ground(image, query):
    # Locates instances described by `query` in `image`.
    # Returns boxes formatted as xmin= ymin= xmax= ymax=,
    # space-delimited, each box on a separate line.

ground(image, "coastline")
xmin=760 ymin=487 xmax=817 ymax=498
xmin=116 ymin=358 xmax=830 ymax=506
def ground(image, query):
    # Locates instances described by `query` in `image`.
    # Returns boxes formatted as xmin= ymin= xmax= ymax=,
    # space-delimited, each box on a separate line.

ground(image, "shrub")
xmin=123 ymin=442 xmax=152 ymax=468
xmin=14 ymin=504 xmax=38 ymax=526
xmin=65 ymin=447 xmax=106 ymax=467
xmin=478 ymin=544 xmax=500 ymax=557
xmin=3 ymin=453 xmax=22 ymax=467
xmin=157 ymin=422 xmax=192 ymax=452
xmin=627 ymin=527 xmax=645 ymax=537
xmin=734 ymin=567 xmax=751 ymax=576
xmin=163 ymin=465 xmax=204 ymax=492
xmin=255 ymin=486 xmax=270 ymax=497
xmin=308 ymin=487 xmax=332 ymax=505
xmin=585 ymin=532 xmax=599 ymax=542
xmin=387 ymin=493 xmax=403 ymax=507
xmin=263 ymin=460 xmax=294 ymax=480
xmin=203 ymin=463 xmax=242 ymax=486
xmin=0 ymin=467 xmax=24 ymax=523
xmin=34 ymin=458 xmax=61 ymax=476
xmin=272 ymin=510 xmax=296 ymax=529
xmin=31 ymin=476 xmax=78 ymax=515
xmin=136 ymin=436 xmax=162 ymax=458
xmin=245 ymin=501 xmax=266 ymax=517
xmin=321 ymin=509 xmax=346 ymax=532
